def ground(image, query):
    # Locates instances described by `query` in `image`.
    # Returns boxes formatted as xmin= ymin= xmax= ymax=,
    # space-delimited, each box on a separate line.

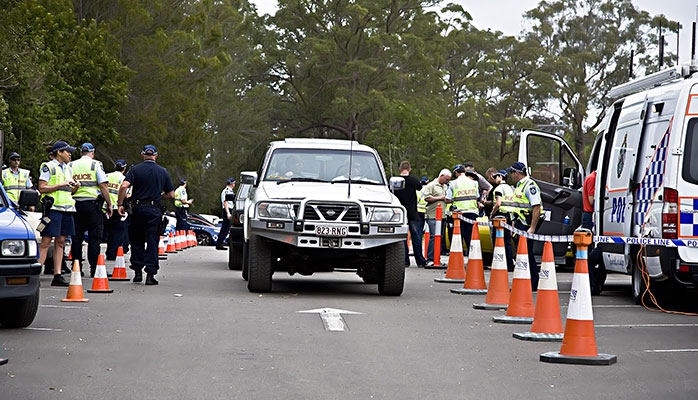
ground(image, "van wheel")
xmin=631 ymin=258 xmax=647 ymax=305
xmin=0 ymin=286 xmax=40 ymax=328
xmin=378 ymin=243 xmax=405 ymax=296
xmin=247 ymin=235 xmax=272 ymax=292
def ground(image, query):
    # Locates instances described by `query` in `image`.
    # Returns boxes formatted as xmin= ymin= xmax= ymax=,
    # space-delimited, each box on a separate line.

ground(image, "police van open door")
xmin=518 ymin=129 xmax=585 ymax=266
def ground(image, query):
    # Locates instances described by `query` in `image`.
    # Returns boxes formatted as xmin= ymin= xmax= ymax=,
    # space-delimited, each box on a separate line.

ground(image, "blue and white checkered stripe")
xmin=634 ymin=121 xmax=671 ymax=226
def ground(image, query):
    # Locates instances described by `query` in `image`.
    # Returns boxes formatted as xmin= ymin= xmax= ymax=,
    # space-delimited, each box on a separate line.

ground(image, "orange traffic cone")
xmin=166 ymin=232 xmax=177 ymax=253
xmin=423 ymin=224 xmax=430 ymax=258
xmin=435 ymin=212 xmax=466 ymax=283
xmin=514 ymin=241 xmax=563 ymax=341
xmin=473 ymin=217 xmax=509 ymax=310
xmin=493 ymin=235 xmax=534 ymax=324
xmin=88 ymin=254 xmax=114 ymax=293
xmin=451 ymin=222 xmax=487 ymax=294
xmin=191 ymin=229 xmax=198 ymax=247
xmin=177 ymin=230 xmax=185 ymax=251
xmin=109 ymin=246 xmax=130 ymax=281
xmin=62 ymin=260 xmax=89 ymax=302
xmin=158 ymin=236 xmax=167 ymax=260
xmin=540 ymin=229 xmax=617 ymax=365
xmin=186 ymin=230 xmax=193 ymax=248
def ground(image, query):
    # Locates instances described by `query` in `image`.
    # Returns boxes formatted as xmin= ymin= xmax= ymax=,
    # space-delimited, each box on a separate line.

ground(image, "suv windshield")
xmin=264 ymin=148 xmax=384 ymax=184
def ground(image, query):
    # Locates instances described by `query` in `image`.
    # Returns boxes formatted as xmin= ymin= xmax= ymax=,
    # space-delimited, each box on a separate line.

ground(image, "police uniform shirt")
xmin=71 ymin=155 xmax=108 ymax=200
xmin=221 ymin=186 xmax=235 ymax=210
xmin=39 ymin=160 xmax=68 ymax=183
xmin=517 ymin=176 xmax=542 ymax=206
xmin=124 ymin=160 xmax=174 ymax=202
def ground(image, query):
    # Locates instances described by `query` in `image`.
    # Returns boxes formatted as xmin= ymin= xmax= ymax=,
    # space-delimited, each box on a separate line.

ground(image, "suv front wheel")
xmin=378 ymin=242 xmax=405 ymax=296
xmin=247 ymin=235 xmax=273 ymax=293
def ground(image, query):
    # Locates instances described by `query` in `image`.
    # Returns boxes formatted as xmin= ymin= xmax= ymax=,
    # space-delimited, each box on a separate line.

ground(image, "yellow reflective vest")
xmin=70 ymin=158 xmax=100 ymax=199
xmin=1 ymin=168 xmax=30 ymax=202
xmin=45 ymin=161 xmax=76 ymax=212
xmin=450 ymin=176 xmax=479 ymax=212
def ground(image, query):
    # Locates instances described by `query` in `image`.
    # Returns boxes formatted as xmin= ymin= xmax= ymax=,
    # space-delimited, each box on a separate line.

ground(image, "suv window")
xmin=264 ymin=148 xmax=384 ymax=184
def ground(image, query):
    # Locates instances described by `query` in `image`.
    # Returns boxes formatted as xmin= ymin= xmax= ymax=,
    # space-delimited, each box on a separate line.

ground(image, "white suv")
xmin=242 ymin=138 xmax=408 ymax=295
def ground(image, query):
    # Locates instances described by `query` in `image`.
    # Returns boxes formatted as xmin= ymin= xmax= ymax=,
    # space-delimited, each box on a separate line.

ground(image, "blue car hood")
xmin=0 ymin=207 xmax=34 ymax=239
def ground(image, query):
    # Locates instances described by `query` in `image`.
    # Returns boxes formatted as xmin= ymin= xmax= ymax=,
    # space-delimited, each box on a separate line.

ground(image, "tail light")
xmin=662 ymin=188 xmax=678 ymax=239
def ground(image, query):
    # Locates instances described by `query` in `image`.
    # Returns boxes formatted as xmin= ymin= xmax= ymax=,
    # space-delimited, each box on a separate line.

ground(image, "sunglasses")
xmin=10 ymin=158 xmax=20 ymax=161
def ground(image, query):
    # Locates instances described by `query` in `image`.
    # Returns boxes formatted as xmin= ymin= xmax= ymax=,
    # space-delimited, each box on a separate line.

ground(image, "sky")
xmin=250 ymin=0 xmax=698 ymax=66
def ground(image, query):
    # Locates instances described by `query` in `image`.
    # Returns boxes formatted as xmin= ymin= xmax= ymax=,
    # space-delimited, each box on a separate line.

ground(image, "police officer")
xmin=215 ymin=177 xmax=236 ymax=250
xmin=507 ymin=161 xmax=542 ymax=291
xmin=445 ymin=164 xmax=480 ymax=256
xmin=69 ymin=143 xmax=113 ymax=277
xmin=174 ymin=178 xmax=192 ymax=231
xmin=37 ymin=141 xmax=80 ymax=287
xmin=104 ymin=159 xmax=129 ymax=260
xmin=117 ymin=145 xmax=174 ymax=285
xmin=2 ymin=152 xmax=33 ymax=209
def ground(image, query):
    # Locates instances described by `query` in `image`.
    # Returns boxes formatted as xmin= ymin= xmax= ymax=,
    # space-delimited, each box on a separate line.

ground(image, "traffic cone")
xmin=451 ymin=222 xmax=487 ymax=294
xmin=424 ymin=204 xmax=445 ymax=269
xmin=62 ymin=260 xmax=89 ymax=303
xmin=88 ymin=254 xmax=114 ymax=293
xmin=540 ymin=229 xmax=617 ymax=365
xmin=473 ymin=217 xmax=509 ymax=310
xmin=109 ymin=246 xmax=130 ymax=281
xmin=493 ymin=235 xmax=534 ymax=324
xmin=514 ymin=241 xmax=563 ymax=341
xmin=188 ymin=230 xmax=195 ymax=247
xmin=166 ymin=232 xmax=177 ymax=253
xmin=176 ymin=230 xmax=184 ymax=251
xmin=423 ymin=224 xmax=430 ymax=258
xmin=435 ymin=212 xmax=466 ymax=283
xmin=191 ymin=229 xmax=198 ymax=247
xmin=158 ymin=236 xmax=167 ymax=260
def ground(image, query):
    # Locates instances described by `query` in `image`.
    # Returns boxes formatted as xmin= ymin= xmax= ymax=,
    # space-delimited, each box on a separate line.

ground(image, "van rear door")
xmin=596 ymin=92 xmax=648 ymax=273
xmin=518 ymin=130 xmax=585 ymax=265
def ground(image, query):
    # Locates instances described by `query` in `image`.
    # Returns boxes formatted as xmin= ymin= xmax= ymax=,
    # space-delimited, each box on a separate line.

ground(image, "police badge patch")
xmin=42 ymin=165 xmax=49 ymax=173
xmin=529 ymin=186 xmax=537 ymax=195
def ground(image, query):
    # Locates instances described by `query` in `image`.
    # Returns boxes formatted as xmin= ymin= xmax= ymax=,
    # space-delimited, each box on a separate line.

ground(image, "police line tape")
xmin=456 ymin=214 xmax=698 ymax=248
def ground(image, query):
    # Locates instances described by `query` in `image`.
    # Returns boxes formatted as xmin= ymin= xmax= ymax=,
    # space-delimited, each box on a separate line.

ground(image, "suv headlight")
xmin=258 ymin=202 xmax=294 ymax=219
xmin=1 ymin=240 xmax=27 ymax=257
xmin=369 ymin=207 xmax=404 ymax=223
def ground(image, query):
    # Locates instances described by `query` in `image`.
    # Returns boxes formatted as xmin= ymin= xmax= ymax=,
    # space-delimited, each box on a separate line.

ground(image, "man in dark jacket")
xmin=393 ymin=161 xmax=426 ymax=267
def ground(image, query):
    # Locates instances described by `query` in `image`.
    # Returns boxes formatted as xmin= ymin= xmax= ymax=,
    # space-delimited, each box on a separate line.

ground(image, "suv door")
xmin=519 ymin=129 xmax=585 ymax=265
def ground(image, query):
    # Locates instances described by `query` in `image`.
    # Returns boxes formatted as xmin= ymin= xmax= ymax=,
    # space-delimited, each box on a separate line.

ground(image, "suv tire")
xmin=0 ymin=286 xmax=40 ymax=328
xmin=378 ymin=243 xmax=405 ymax=296
xmin=247 ymin=235 xmax=273 ymax=292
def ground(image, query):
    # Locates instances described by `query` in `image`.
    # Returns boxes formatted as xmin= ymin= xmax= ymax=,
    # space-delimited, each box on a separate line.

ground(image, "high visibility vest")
xmin=1 ymin=168 xmax=30 ymax=202
xmin=174 ymin=186 xmax=188 ymax=208
xmin=46 ymin=161 xmax=76 ymax=212
xmin=494 ymin=183 xmax=516 ymax=213
xmin=416 ymin=190 xmax=427 ymax=213
xmin=450 ymin=176 xmax=479 ymax=212
xmin=105 ymin=171 xmax=124 ymax=210
xmin=509 ymin=176 xmax=539 ymax=225
xmin=70 ymin=158 xmax=100 ymax=199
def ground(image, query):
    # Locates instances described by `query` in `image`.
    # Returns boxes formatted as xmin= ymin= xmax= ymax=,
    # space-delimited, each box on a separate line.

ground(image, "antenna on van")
xmin=629 ymin=49 xmax=634 ymax=79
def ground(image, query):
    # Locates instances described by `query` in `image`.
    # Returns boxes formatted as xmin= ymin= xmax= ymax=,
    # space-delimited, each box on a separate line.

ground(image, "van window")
xmin=527 ymin=134 xmax=578 ymax=187
xmin=682 ymin=118 xmax=698 ymax=184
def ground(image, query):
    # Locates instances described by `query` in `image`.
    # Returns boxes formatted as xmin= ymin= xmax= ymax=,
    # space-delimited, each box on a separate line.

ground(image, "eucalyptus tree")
xmin=523 ymin=0 xmax=679 ymax=158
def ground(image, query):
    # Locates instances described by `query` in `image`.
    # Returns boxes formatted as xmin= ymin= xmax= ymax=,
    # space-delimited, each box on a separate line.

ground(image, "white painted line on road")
xmin=23 ymin=327 xmax=63 ymax=332
xmin=645 ymin=349 xmax=698 ymax=353
xmin=40 ymin=304 xmax=86 ymax=309
xmin=297 ymin=307 xmax=363 ymax=332
xmin=595 ymin=323 xmax=698 ymax=328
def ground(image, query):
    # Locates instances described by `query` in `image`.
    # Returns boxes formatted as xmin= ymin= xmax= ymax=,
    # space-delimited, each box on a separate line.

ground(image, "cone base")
xmin=87 ymin=289 xmax=114 ymax=293
xmin=473 ymin=302 xmax=507 ymax=310
xmin=0 ymin=358 xmax=7 ymax=365
xmin=435 ymin=278 xmax=465 ymax=283
xmin=423 ymin=264 xmax=446 ymax=270
xmin=108 ymin=277 xmax=130 ymax=281
xmin=493 ymin=315 xmax=534 ymax=324
xmin=158 ymin=255 xmax=168 ymax=260
xmin=451 ymin=288 xmax=487 ymax=295
xmin=61 ymin=298 xmax=89 ymax=302
xmin=540 ymin=351 xmax=617 ymax=365
xmin=513 ymin=332 xmax=563 ymax=342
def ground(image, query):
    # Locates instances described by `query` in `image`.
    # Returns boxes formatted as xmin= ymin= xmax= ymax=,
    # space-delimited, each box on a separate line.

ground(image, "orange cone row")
xmin=435 ymin=212 xmax=466 ymax=283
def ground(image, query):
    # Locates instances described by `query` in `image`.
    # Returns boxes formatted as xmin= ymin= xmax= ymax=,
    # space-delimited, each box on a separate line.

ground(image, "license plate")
xmin=315 ymin=225 xmax=348 ymax=237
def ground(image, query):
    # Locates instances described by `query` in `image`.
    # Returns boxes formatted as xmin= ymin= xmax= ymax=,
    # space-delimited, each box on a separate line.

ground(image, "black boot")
xmin=51 ymin=274 xmax=69 ymax=287
xmin=145 ymin=274 xmax=159 ymax=286
xmin=133 ymin=270 xmax=143 ymax=283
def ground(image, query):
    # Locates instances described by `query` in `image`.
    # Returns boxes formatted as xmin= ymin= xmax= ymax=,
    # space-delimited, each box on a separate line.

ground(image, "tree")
xmin=522 ymin=0 xmax=679 ymax=159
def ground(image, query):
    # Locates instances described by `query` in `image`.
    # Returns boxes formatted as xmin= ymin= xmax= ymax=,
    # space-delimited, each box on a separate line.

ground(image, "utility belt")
xmin=134 ymin=199 xmax=160 ymax=207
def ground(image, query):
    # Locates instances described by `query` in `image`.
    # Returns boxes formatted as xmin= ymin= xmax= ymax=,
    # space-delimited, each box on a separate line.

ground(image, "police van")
xmin=518 ymin=64 xmax=698 ymax=304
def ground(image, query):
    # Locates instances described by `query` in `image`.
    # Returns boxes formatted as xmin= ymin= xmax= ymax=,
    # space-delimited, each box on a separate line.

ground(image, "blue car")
xmin=0 ymin=187 xmax=40 ymax=328
xmin=188 ymin=213 xmax=228 ymax=246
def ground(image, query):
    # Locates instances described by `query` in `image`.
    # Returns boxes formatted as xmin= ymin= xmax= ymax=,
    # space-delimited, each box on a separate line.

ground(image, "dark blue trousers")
xmin=129 ymin=205 xmax=161 ymax=275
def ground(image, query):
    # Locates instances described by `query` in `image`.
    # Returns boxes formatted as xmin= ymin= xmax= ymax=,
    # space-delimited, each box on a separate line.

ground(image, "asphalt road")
xmin=1 ymin=246 xmax=698 ymax=400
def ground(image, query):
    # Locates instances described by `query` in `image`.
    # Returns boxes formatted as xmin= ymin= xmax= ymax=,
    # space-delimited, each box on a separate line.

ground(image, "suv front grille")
xmin=304 ymin=204 xmax=361 ymax=222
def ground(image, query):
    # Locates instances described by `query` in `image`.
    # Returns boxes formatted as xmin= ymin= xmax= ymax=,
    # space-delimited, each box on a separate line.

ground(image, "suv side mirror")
xmin=389 ymin=177 xmax=405 ymax=191
xmin=19 ymin=189 xmax=39 ymax=208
